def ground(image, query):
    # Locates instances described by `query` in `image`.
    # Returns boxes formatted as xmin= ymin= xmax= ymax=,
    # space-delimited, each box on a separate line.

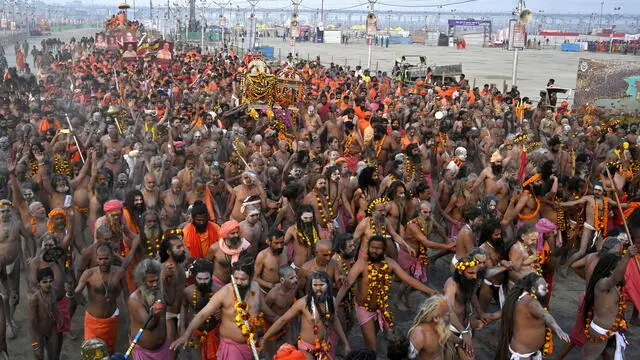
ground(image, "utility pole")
xmin=511 ymin=0 xmax=528 ymax=86
xmin=290 ymin=0 xmax=302 ymax=57
xmin=366 ymin=0 xmax=378 ymax=70
xmin=599 ymin=1 xmax=604 ymax=29
xmin=246 ymin=0 xmax=259 ymax=50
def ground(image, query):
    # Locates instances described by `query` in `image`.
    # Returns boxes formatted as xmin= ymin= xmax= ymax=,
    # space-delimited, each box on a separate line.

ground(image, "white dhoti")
xmin=508 ymin=344 xmax=542 ymax=360
xmin=590 ymin=321 xmax=627 ymax=360
xmin=583 ymin=222 xmax=601 ymax=248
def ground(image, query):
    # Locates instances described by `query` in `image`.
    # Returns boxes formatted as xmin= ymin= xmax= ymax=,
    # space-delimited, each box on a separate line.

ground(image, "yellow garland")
xmin=366 ymin=197 xmax=389 ymax=216
xmin=408 ymin=219 xmax=429 ymax=265
xmin=365 ymin=261 xmax=394 ymax=327
xmin=233 ymin=294 xmax=264 ymax=349
xmin=374 ymin=135 xmax=387 ymax=158
xmin=296 ymin=225 xmax=320 ymax=248
xmin=593 ymin=200 xmax=609 ymax=235
xmin=53 ymin=155 xmax=72 ymax=178
xmin=454 ymin=259 xmax=478 ymax=272
xmin=315 ymin=191 xmax=334 ymax=227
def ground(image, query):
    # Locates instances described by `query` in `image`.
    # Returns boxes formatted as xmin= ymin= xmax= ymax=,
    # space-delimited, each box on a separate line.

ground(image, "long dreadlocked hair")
xmin=408 ymin=295 xmax=451 ymax=346
xmin=582 ymin=253 xmax=623 ymax=324
xmin=305 ymin=270 xmax=335 ymax=326
xmin=496 ymin=273 xmax=544 ymax=360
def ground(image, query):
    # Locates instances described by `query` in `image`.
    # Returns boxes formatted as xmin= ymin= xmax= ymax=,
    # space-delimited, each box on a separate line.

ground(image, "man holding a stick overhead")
xmin=171 ymin=253 xmax=275 ymax=359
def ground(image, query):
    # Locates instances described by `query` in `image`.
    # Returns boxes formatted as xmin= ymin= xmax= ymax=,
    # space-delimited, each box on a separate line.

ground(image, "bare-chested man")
xmin=239 ymin=205 xmax=265 ymax=257
xmin=407 ymin=295 xmax=451 ymax=360
xmin=353 ymin=197 xmax=414 ymax=260
xmin=0 ymin=199 xmax=35 ymax=336
xmin=581 ymin=245 xmax=637 ymax=360
xmin=336 ymin=236 xmax=438 ymax=350
xmin=302 ymin=175 xmax=336 ymax=239
xmin=497 ymin=273 xmax=569 ymax=360
xmin=299 ymin=240 xmax=344 ymax=295
xmin=472 ymin=151 xmax=506 ymax=197
xmin=506 ymin=224 xmax=541 ymax=285
xmin=179 ymin=259 xmax=221 ymax=360
xmin=443 ymin=254 xmax=486 ymax=360
xmin=160 ymin=233 xmax=187 ymax=360
xmin=559 ymin=182 xmax=620 ymax=276
xmin=227 ymin=171 xmax=266 ymax=222
xmin=263 ymin=265 xmax=299 ymax=358
xmin=141 ymin=174 xmax=161 ymax=211
xmin=477 ymin=219 xmax=510 ymax=310
xmin=206 ymin=220 xmax=250 ymax=287
xmin=74 ymin=243 xmax=128 ymax=353
xmin=265 ymin=270 xmax=351 ymax=359
xmin=488 ymin=163 xmax=518 ymax=215
xmin=453 ymin=206 xmax=483 ymax=266
xmin=254 ymin=229 xmax=288 ymax=295
xmin=29 ymin=202 xmax=49 ymax=244
xmin=399 ymin=202 xmax=455 ymax=310
xmin=171 ymin=254 xmax=274 ymax=359
xmin=128 ymin=259 xmax=170 ymax=359
xmin=284 ymin=204 xmax=324 ymax=268
xmin=160 ymin=177 xmax=187 ymax=229
xmin=385 ymin=180 xmax=407 ymax=235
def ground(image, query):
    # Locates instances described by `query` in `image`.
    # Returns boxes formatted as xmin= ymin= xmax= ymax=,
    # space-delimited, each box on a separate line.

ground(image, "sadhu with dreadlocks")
xmin=284 ymin=204 xmax=323 ymax=268
xmin=407 ymin=295 xmax=451 ymax=359
xmin=581 ymin=245 xmax=637 ymax=360
xmin=264 ymin=270 xmax=351 ymax=359
xmin=353 ymin=197 xmax=415 ymax=260
xmin=496 ymin=273 xmax=569 ymax=360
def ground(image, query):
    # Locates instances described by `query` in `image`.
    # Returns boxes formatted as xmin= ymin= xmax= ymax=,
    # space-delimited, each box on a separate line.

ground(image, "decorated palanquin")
xmin=241 ymin=56 xmax=303 ymax=143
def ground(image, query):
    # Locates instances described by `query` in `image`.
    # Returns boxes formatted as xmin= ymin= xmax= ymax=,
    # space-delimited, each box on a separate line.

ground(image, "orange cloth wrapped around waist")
xmin=84 ymin=310 xmax=119 ymax=353
xmin=193 ymin=325 xmax=219 ymax=360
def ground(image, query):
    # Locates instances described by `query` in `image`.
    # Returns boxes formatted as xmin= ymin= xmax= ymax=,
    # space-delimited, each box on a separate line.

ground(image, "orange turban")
xmin=274 ymin=344 xmax=306 ymax=360
xmin=220 ymin=220 xmax=240 ymax=238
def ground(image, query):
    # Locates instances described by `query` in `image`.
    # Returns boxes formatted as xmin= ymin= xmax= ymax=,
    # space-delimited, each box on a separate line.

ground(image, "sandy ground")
xmin=260 ymin=37 xmax=640 ymax=103
xmin=3 ymin=29 xmax=640 ymax=359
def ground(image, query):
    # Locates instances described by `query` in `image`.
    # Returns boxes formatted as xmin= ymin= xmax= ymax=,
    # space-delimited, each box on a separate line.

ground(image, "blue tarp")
xmin=388 ymin=37 xmax=412 ymax=44
xmin=560 ymin=43 xmax=581 ymax=52
xmin=254 ymin=46 xmax=274 ymax=59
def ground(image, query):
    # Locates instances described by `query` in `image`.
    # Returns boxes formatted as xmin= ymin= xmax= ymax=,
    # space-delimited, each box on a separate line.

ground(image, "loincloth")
xmin=589 ymin=321 xmax=626 ymax=359
xmin=131 ymin=340 xmax=170 ymax=360
xmin=84 ymin=308 xmax=119 ymax=353
xmin=216 ymin=337 xmax=253 ymax=360
xmin=398 ymin=248 xmax=427 ymax=283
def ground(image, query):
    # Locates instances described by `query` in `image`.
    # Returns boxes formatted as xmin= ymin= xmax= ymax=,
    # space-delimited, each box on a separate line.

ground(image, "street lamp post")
xmin=510 ymin=0 xmax=531 ymax=87
xmin=290 ymin=0 xmax=302 ymax=57
xmin=366 ymin=0 xmax=378 ymax=70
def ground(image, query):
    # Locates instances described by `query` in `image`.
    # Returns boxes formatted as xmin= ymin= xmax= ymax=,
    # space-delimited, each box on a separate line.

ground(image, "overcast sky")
xmin=67 ymin=0 xmax=636 ymax=14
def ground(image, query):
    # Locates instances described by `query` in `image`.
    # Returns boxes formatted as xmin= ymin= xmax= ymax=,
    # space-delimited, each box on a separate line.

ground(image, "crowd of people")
xmin=0 ymin=13 xmax=638 ymax=360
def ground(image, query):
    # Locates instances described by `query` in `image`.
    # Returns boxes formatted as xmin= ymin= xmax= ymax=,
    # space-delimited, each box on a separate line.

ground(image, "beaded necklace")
xmin=296 ymin=225 xmax=320 ymax=248
xmin=232 ymin=293 xmax=264 ymax=348
xmin=375 ymin=135 xmax=387 ymax=158
xmin=370 ymin=218 xmax=387 ymax=237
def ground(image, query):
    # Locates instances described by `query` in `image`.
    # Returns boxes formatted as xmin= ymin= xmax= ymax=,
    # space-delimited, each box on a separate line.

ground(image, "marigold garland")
xmin=344 ymin=134 xmax=355 ymax=155
xmin=593 ymin=200 xmax=608 ymax=235
xmin=233 ymin=293 xmax=264 ymax=349
xmin=364 ymin=261 xmax=394 ymax=327
xmin=454 ymin=259 xmax=478 ymax=272
xmin=29 ymin=159 xmax=39 ymax=177
xmin=452 ymin=157 xmax=464 ymax=168
xmin=53 ymin=155 xmax=72 ymax=178
xmin=315 ymin=191 xmax=334 ymax=227
xmin=370 ymin=220 xmax=388 ymax=237
xmin=375 ymin=135 xmax=387 ymax=158
xmin=405 ymin=158 xmax=416 ymax=183
xmin=518 ymin=191 xmax=541 ymax=221
xmin=528 ymin=291 xmax=553 ymax=356
xmin=296 ymin=225 xmax=320 ymax=248
xmin=408 ymin=219 xmax=429 ymax=265
xmin=366 ymin=197 xmax=388 ymax=216
xmin=584 ymin=286 xmax=627 ymax=342
xmin=187 ymin=287 xmax=212 ymax=349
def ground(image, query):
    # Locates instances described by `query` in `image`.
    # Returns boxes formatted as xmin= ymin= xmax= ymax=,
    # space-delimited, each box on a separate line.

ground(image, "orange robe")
xmin=183 ymin=222 xmax=221 ymax=259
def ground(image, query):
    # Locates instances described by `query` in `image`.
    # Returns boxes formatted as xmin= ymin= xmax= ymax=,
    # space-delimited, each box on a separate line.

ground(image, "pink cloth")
xmin=218 ymin=238 xmax=250 ymax=264
xmin=355 ymin=304 xmax=389 ymax=331
xmin=212 ymin=275 xmax=226 ymax=287
xmin=131 ymin=340 xmax=170 ymax=360
xmin=103 ymin=199 xmax=123 ymax=212
xmin=535 ymin=218 xmax=557 ymax=252
xmin=398 ymin=248 xmax=427 ymax=283
xmin=569 ymin=292 xmax=586 ymax=347
xmin=216 ymin=337 xmax=253 ymax=360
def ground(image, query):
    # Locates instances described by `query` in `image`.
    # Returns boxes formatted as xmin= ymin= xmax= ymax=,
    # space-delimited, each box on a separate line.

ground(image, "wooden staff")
xmin=64 ymin=113 xmax=85 ymax=164
xmin=231 ymin=140 xmax=250 ymax=169
xmin=229 ymin=274 xmax=260 ymax=360
xmin=605 ymin=167 xmax=632 ymax=242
